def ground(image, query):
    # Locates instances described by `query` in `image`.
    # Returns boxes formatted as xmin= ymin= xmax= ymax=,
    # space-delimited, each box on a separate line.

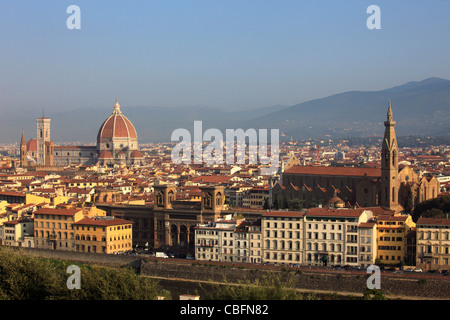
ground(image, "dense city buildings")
xmin=272 ymin=104 xmax=440 ymax=212
xmin=0 ymin=101 xmax=448 ymax=272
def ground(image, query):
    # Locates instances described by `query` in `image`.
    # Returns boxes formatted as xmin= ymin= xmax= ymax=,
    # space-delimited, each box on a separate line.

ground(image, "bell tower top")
xmin=385 ymin=100 xmax=395 ymax=126
xmin=381 ymin=101 xmax=401 ymax=211
xmin=387 ymin=100 xmax=393 ymax=122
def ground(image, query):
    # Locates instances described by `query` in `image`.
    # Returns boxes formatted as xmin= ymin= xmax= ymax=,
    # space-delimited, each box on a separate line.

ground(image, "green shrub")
xmin=0 ymin=248 xmax=167 ymax=300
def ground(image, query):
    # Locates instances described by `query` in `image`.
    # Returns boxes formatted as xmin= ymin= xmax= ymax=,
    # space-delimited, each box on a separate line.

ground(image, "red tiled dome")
xmin=130 ymin=150 xmax=144 ymax=158
xmin=97 ymin=99 xmax=137 ymax=141
xmin=98 ymin=150 xmax=113 ymax=159
xmin=27 ymin=139 xmax=37 ymax=152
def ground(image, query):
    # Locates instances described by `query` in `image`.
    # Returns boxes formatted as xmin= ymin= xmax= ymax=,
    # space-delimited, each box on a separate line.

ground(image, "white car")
xmin=414 ymin=268 xmax=423 ymax=272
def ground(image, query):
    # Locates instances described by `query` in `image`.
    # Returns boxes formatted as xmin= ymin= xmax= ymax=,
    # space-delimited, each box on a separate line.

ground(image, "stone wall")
xmin=17 ymin=247 xmax=142 ymax=270
xmin=11 ymin=248 xmax=450 ymax=299
xmin=140 ymin=259 xmax=450 ymax=299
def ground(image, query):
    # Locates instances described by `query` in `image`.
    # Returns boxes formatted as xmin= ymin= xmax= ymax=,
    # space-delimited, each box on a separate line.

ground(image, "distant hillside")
xmin=241 ymin=77 xmax=450 ymax=140
xmin=1 ymin=78 xmax=449 ymax=144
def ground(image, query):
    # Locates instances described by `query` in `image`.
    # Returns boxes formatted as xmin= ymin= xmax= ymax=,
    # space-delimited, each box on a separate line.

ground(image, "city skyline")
xmin=1 ymin=1 xmax=450 ymax=304
xmin=1 ymin=1 xmax=450 ymax=114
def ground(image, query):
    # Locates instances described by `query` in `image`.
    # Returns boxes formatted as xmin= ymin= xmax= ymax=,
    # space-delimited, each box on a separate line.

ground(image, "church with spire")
xmin=19 ymin=98 xmax=144 ymax=168
xmin=271 ymin=102 xmax=440 ymax=213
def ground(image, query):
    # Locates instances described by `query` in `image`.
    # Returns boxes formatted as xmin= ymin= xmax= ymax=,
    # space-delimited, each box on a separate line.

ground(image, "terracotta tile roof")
xmin=417 ymin=217 xmax=450 ymax=226
xmin=359 ymin=222 xmax=376 ymax=228
xmin=34 ymin=208 xmax=82 ymax=216
xmin=306 ymin=207 xmax=370 ymax=218
xmin=74 ymin=216 xmax=133 ymax=226
xmin=284 ymin=165 xmax=381 ymax=177
xmin=26 ymin=139 xmax=37 ymax=152
xmin=359 ymin=206 xmax=395 ymax=216
xmin=55 ymin=146 xmax=96 ymax=150
xmin=190 ymin=175 xmax=232 ymax=184
xmin=98 ymin=113 xmax=137 ymax=139
xmin=377 ymin=215 xmax=408 ymax=221
xmin=262 ymin=211 xmax=306 ymax=218
xmin=0 ymin=190 xmax=26 ymax=197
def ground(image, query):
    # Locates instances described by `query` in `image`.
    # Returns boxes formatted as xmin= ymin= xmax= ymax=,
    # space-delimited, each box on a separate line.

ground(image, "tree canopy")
xmin=0 ymin=247 xmax=168 ymax=300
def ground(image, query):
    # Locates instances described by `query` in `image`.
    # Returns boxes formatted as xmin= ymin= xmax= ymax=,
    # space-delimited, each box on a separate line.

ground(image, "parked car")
xmin=155 ymin=252 xmax=169 ymax=258
xmin=331 ymin=265 xmax=341 ymax=270
xmin=404 ymin=268 xmax=414 ymax=272
xmin=386 ymin=267 xmax=396 ymax=272
xmin=413 ymin=268 xmax=423 ymax=272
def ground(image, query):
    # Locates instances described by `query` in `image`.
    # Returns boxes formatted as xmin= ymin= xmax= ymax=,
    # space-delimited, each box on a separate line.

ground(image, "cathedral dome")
xmin=27 ymin=139 xmax=37 ymax=152
xmin=97 ymin=99 xmax=137 ymax=142
xmin=96 ymin=99 xmax=142 ymax=166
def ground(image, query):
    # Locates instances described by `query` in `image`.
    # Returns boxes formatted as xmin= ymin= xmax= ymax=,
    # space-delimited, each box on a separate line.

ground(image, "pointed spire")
xmin=20 ymin=130 xmax=26 ymax=145
xmin=387 ymin=100 xmax=393 ymax=121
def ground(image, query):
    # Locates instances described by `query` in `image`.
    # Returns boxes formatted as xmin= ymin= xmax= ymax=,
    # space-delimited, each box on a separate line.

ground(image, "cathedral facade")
xmin=20 ymin=99 xmax=144 ymax=168
xmin=271 ymin=103 xmax=440 ymax=212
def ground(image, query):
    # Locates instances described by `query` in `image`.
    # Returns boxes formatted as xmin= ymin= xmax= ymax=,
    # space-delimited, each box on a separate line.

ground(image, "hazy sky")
xmin=1 ymin=0 xmax=449 ymax=113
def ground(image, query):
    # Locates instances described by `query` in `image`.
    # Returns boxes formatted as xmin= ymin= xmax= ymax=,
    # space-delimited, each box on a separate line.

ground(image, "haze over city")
xmin=1 ymin=0 xmax=450 ymax=115
xmin=0 ymin=1 xmax=450 ymax=308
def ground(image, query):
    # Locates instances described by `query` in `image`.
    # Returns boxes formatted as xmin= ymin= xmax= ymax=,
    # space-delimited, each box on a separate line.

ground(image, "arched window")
xmin=168 ymin=190 xmax=174 ymax=203
xmin=216 ymin=192 xmax=222 ymax=205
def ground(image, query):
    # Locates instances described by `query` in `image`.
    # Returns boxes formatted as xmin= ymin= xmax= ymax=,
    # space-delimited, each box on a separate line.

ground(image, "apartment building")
xmin=261 ymin=211 xmax=305 ymax=265
xmin=33 ymin=207 xmax=133 ymax=254
xmin=248 ymin=219 xmax=262 ymax=264
xmin=358 ymin=222 xmax=377 ymax=267
xmin=34 ymin=208 xmax=84 ymax=250
xmin=2 ymin=217 xmax=34 ymax=247
xmin=194 ymin=218 xmax=240 ymax=262
xmin=234 ymin=226 xmax=250 ymax=262
xmin=376 ymin=215 xmax=416 ymax=265
xmin=234 ymin=220 xmax=262 ymax=263
xmin=242 ymin=186 xmax=270 ymax=209
xmin=225 ymin=186 xmax=250 ymax=208
xmin=416 ymin=217 xmax=450 ymax=271
xmin=303 ymin=208 xmax=374 ymax=267
xmin=192 ymin=207 xmax=424 ymax=268
xmin=73 ymin=216 xmax=133 ymax=254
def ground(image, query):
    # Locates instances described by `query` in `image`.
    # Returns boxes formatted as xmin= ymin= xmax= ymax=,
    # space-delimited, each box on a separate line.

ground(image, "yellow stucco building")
xmin=34 ymin=208 xmax=84 ymax=251
xmin=33 ymin=207 xmax=132 ymax=254
xmin=376 ymin=214 xmax=416 ymax=265
xmin=74 ymin=216 xmax=133 ymax=254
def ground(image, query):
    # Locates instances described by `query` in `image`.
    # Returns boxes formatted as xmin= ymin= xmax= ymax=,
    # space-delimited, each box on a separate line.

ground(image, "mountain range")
xmin=2 ymin=77 xmax=449 ymax=144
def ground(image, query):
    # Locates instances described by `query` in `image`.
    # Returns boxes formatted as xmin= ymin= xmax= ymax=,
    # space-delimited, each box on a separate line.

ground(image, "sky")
xmin=1 ymin=0 xmax=450 ymax=114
